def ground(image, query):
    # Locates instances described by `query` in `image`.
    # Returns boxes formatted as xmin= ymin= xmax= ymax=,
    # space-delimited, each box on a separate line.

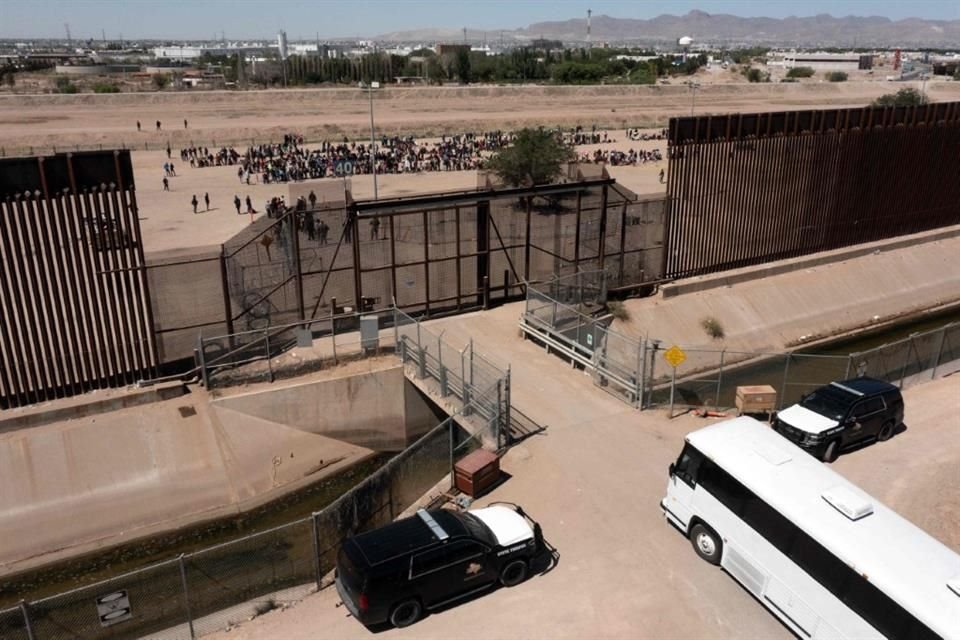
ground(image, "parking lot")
xmin=205 ymin=304 xmax=960 ymax=639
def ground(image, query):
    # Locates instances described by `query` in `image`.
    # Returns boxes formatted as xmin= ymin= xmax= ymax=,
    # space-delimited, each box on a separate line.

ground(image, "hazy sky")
xmin=2 ymin=0 xmax=959 ymax=40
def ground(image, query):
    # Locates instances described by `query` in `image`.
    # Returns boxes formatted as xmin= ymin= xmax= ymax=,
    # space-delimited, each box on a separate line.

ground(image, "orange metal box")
xmin=454 ymin=449 xmax=500 ymax=498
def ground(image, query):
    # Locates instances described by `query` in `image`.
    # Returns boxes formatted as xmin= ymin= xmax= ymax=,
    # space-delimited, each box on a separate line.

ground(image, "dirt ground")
xmin=4 ymin=81 xmax=958 ymax=253
xmin=200 ymin=303 xmax=960 ymax=640
xmin=2 ymin=80 xmax=958 ymax=153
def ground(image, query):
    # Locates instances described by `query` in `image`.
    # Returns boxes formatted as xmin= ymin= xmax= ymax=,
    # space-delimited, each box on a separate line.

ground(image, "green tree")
xmin=93 ymin=82 xmax=120 ymax=93
xmin=151 ymin=73 xmax=170 ymax=90
xmin=825 ymin=71 xmax=848 ymax=82
xmin=786 ymin=66 xmax=815 ymax=78
xmin=455 ymin=48 xmax=471 ymax=84
xmin=871 ymin=88 xmax=928 ymax=107
xmin=486 ymin=128 xmax=575 ymax=188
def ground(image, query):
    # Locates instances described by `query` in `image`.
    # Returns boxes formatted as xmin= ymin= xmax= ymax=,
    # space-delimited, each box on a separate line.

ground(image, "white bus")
xmin=661 ymin=417 xmax=960 ymax=639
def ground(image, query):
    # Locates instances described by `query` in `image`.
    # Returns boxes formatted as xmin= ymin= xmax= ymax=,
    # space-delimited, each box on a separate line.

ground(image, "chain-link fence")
xmin=6 ymin=384 xmax=512 ymax=640
xmin=523 ymin=272 xmax=959 ymax=414
xmin=646 ymin=321 xmax=960 ymax=414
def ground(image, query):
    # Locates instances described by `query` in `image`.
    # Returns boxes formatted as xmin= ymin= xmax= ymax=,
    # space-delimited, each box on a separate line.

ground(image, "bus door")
xmin=665 ymin=444 xmax=705 ymax=529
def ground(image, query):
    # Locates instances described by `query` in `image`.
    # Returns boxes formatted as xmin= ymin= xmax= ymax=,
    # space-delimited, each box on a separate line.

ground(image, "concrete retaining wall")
xmin=212 ymin=362 xmax=441 ymax=451
xmin=0 ymin=358 xmax=442 ymax=576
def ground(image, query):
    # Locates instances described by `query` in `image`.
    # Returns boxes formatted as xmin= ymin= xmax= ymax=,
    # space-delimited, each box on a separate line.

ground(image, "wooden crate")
xmin=736 ymin=385 xmax=777 ymax=415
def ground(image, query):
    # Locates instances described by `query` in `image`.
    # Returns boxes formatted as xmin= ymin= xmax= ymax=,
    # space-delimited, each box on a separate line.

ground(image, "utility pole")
xmin=363 ymin=82 xmax=381 ymax=199
xmin=463 ymin=27 xmax=467 ymax=44
xmin=101 ymin=29 xmax=106 ymax=45
xmin=64 ymin=23 xmax=72 ymax=47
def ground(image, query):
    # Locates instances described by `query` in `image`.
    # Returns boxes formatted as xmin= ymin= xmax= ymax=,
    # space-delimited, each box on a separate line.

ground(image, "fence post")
xmin=899 ymin=336 xmax=914 ymax=388
xmin=767 ymin=353 xmax=791 ymax=418
xmin=931 ymin=325 xmax=947 ymax=379
xmin=482 ymin=275 xmax=490 ymax=309
xmin=716 ymin=350 xmax=725 ymax=410
xmin=448 ymin=420 xmax=456 ymax=489
xmin=331 ymin=312 xmax=337 ymax=363
xmin=311 ymin=512 xmax=322 ymax=590
xmin=178 ymin=554 xmax=196 ymax=640
xmin=495 ymin=378 xmax=503 ymax=447
xmin=668 ymin=364 xmax=677 ymax=418
xmin=18 ymin=601 xmax=34 ymax=640
xmin=264 ymin=330 xmax=274 ymax=382
xmin=392 ymin=307 xmax=399 ymax=349
xmin=637 ymin=339 xmax=646 ymax=409
xmin=461 ymin=346 xmax=470 ymax=413
xmin=197 ymin=334 xmax=209 ymax=388
xmin=438 ymin=334 xmax=448 ymax=396
xmin=503 ymin=366 xmax=512 ymax=448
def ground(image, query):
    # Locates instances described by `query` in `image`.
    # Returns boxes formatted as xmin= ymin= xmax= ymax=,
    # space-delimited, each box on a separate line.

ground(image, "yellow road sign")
xmin=664 ymin=345 xmax=687 ymax=368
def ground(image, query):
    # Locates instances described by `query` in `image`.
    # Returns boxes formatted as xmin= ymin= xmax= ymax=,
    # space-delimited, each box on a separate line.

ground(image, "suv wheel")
xmin=878 ymin=420 xmax=894 ymax=442
xmin=822 ymin=439 xmax=840 ymax=463
xmin=689 ymin=523 xmax=722 ymax=565
xmin=389 ymin=599 xmax=422 ymax=628
xmin=500 ymin=559 xmax=528 ymax=587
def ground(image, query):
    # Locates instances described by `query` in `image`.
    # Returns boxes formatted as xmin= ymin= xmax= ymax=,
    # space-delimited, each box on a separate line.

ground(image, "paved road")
xmin=204 ymin=303 xmax=960 ymax=639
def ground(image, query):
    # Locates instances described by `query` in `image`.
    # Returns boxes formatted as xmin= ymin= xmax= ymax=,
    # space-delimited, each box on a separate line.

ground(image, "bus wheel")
xmin=389 ymin=599 xmax=422 ymax=628
xmin=822 ymin=439 xmax=840 ymax=463
xmin=690 ymin=523 xmax=722 ymax=565
xmin=500 ymin=559 xmax=528 ymax=587
xmin=878 ymin=421 xmax=894 ymax=442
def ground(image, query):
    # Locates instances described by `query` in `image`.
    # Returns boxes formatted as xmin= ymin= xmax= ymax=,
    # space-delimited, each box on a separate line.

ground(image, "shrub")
xmin=607 ymin=300 xmax=631 ymax=322
xmin=742 ymin=67 xmax=768 ymax=83
xmin=93 ymin=82 xmax=120 ymax=93
xmin=825 ymin=71 xmax=848 ymax=82
xmin=253 ymin=598 xmax=278 ymax=617
xmin=54 ymin=77 xmax=78 ymax=94
xmin=701 ymin=316 xmax=725 ymax=339
xmin=872 ymin=87 xmax=927 ymax=107
xmin=151 ymin=73 xmax=170 ymax=90
xmin=786 ymin=66 xmax=815 ymax=79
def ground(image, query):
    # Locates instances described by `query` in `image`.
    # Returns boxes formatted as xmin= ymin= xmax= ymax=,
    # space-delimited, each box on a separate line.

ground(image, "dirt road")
xmin=200 ymin=303 xmax=960 ymax=640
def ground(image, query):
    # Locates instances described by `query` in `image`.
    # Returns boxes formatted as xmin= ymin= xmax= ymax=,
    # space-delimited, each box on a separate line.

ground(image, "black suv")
xmin=335 ymin=505 xmax=543 ymax=628
xmin=774 ymin=377 xmax=904 ymax=462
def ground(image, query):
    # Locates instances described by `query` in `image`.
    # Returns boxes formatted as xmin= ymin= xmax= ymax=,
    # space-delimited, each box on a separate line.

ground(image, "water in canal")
xmin=653 ymin=305 xmax=960 ymax=411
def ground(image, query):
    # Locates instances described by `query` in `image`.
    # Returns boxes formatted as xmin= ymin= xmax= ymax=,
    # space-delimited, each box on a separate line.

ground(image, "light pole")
xmin=686 ymin=80 xmax=701 ymax=117
xmin=361 ymin=81 xmax=381 ymax=199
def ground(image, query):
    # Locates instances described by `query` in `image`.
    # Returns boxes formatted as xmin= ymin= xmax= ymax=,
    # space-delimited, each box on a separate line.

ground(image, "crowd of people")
xmin=178 ymin=128 xmax=663 ymax=186
xmin=579 ymin=148 xmax=663 ymax=166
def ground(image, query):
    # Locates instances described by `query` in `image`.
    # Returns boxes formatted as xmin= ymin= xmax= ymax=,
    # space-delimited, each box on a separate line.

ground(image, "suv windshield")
xmin=451 ymin=512 xmax=497 ymax=547
xmin=800 ymin=386 xmax=856 ymax=421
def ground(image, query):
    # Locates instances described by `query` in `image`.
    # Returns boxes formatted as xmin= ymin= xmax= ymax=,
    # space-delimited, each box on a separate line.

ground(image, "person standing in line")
xmin=234 ymin=194 xmax=242 ymax=214
xmin=318 ymin=219 xmax=329 ymax=245
xmin=191 ymin=194 xmax=198 ymax=214
xmin=659 ymin=168 xmax=665 ymax=184
xmin=245 ymin=195 xmax=254 ymax=213
xmin=308 ymin=190 xmax=317 ymax=209
xmin=204 ymin=192 xmax=210 ymax=211
xmin=162 ymin=176 xmax=169 ymax=191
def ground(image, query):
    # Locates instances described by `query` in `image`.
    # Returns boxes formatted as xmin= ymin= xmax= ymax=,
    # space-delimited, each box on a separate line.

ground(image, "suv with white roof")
xmin=773 ymin=377 xmax=903 ymax=462
xmin=336 ymin=504 xmax=543 ymax=628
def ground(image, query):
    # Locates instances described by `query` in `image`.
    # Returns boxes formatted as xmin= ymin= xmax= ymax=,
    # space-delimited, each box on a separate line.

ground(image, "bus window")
xmin=672 ymin=444 xmax=704 ymax=488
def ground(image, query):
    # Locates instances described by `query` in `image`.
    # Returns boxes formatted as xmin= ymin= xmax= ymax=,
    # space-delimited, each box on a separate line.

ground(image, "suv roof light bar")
xmin=417 ymin=509 xmax=450 ymax=541
xmin=829 ymin=381 xmax=865 ymax=396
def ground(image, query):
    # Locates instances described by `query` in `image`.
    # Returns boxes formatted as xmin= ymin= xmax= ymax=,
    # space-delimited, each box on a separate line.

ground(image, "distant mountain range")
xmin=375 ymin=10 xmax=960 ymax=48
